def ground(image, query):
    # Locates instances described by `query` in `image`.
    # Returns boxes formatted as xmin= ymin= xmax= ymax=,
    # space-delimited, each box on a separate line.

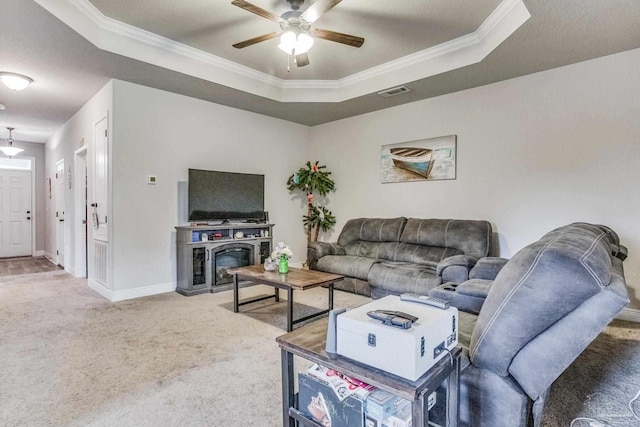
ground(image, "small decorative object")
xmin=279 ymin=257 xmax=289 ymax=274
xmin=271 ymin=242 xmax=293 ymax=274
xmin=201 ymin=233 xmax=208 ymax=241
xmin=264 ymin=257 xmax=276 ymax=271
xmin=235 ymin=231 xmax=244 ymax=239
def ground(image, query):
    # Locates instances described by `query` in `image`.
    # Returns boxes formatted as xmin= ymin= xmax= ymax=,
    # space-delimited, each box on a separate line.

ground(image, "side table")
xmin=276 ymin=318 xmax=461 ymax=427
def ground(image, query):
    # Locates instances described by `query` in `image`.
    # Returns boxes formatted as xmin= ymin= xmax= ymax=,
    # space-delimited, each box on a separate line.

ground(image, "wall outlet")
xmin=147 ymin=175 xmax=157 ymax=185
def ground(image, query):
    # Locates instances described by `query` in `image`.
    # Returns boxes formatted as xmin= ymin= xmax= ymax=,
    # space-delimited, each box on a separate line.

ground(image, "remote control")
xmin=400 ymin=293 xmax=450 ymax=309
xmin=367 ymin=310 xmax=417 ymax=329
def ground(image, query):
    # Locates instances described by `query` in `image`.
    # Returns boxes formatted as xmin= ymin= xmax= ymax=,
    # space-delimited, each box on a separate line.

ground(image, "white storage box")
xmin=336 ymin=295 xmax=458 ymax=381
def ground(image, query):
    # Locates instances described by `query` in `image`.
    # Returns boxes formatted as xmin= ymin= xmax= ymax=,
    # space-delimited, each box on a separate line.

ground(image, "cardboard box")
xmin=298 ymin=373 xmax=364 ymax=427
xmin=337 ymin=295 xmax=458 ymax=381
xmin=383 ymin=404 xmax=412 ymax=427
xmin=364 ymin=389 xmax=409 ymax=422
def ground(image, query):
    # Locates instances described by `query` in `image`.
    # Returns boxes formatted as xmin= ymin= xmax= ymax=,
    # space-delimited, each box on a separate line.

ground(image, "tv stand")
xmin=175 ymin=223 xmax=274 ymax=296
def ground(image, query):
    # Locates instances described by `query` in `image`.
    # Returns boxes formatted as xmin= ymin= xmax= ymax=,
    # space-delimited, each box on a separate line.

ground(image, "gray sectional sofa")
xmin=307 ymin=217 xmax=492 ymax=298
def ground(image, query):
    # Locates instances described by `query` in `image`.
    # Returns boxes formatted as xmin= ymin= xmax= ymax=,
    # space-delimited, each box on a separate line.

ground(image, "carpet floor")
xmin=1 ymin=271 xmax=638 ymax=427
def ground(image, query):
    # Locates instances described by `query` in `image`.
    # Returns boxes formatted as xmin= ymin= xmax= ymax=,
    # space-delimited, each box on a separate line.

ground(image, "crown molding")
xmin=34 ymin=0 xmax=529 ymax=103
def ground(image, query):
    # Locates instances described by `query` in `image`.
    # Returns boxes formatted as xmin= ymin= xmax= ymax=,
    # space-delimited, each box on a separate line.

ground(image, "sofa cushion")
xmin=469 ymin=257 xmax=509 ymax=280
xmin=334 ymin=277 xmax=371 ymax=297
xmin=469 ymin=223 xmax=615 ymax=376
xmin=400 ymin=218 xmax=492 ymax=260
xmin=316 ymin=255 xmax=379 ymax=281
xmin=392 ymin=243 xmax=463 ymax=267
xmin=337 ymin=217 xmax=407 ymax=246
xmin=368 ymin=262 xmax=442 ymax=295
xmin=341 ymin=241 xmax=402 ymax=259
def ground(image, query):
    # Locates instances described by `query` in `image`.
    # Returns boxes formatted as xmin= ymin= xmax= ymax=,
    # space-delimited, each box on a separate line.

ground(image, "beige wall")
xmin=45 ymin=81 xmax=113 ymax=275
xmin=44 ymin=48 xmax=640 ymax=310
xmin=310 ymin=48 xmax=640 ymax=309
xmin=110 ymin=80 xmax=311 ymax=293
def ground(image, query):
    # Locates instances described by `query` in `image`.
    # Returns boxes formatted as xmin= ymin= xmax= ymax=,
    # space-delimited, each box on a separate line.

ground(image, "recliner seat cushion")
xmin=470 ymin=223 xmax=616 ymax=376
xmin=367 ymin=262 xmax=442 ymax=294
xmin=392 ymin=243 xmax=463 ymax=267
xmin=316 ymin=255 xmax=379 ymax=281
xmin=341 ymin=241 xmax=401 ymax=259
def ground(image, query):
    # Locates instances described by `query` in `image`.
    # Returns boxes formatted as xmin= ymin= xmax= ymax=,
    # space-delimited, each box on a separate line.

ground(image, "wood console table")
xmin=276 ymin=318 xmax=461 ymax=427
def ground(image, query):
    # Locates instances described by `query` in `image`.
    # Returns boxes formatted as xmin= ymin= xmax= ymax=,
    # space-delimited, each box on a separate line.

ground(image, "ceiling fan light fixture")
xmin=0 ymin=72 xmax=33 ymax=91
xmin=278 ymin=31 xmax=314 ymax=55
xmin=0 ymin=127 xmax=24 ymax=157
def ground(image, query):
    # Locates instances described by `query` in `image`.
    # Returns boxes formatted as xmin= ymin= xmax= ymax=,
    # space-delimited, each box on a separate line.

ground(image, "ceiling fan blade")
xmin=300 ymin=0 xmax=343 ymax=24
xmin=232 ymin=32 xmax=281 ymax=49
xmin=295 ymin=53 xmax=310 ymax=67
xmin=311 ymin=29 xmax=364 ymax=48
xmin=231 ymin=0 xmax=282 ymax=23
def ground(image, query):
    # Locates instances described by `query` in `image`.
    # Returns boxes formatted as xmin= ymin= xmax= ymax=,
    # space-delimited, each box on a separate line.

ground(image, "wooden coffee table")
xmin=228 ymin=264 xmax=344 ymax=332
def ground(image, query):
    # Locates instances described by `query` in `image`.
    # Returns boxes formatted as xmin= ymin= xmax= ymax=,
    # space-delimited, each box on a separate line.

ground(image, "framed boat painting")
xmin=381 ymin=135 xmax=457 ymax=183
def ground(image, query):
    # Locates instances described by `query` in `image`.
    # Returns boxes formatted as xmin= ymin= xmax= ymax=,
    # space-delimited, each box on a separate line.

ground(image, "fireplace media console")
xmin=175 ymin=223 xmax=274 ymax=296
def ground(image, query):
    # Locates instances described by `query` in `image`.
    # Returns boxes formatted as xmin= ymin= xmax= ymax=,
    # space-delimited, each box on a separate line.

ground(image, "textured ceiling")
xmin=87 ymin=0 xmax=501 ymax=80
xmin=1 ymin=0 xmax=639 ymax=143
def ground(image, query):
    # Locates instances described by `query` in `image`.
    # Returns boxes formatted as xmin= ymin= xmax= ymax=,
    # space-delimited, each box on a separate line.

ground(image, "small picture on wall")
xmin=381 ymin=135 xmax=457 ymax=183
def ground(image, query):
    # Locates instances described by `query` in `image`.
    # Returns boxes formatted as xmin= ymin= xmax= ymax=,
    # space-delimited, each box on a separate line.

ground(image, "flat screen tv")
xmin=188 ymin=169 xmax=265 ymax=223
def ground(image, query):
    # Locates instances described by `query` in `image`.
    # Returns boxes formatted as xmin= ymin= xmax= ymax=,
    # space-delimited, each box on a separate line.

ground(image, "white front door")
xmin=56 ymin=160 xmax=65 ymax=267
xmin=0 ymin=170 xmax=32 ymax=258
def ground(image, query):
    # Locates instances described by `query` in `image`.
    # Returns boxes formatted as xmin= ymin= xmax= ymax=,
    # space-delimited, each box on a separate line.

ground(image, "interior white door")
xmin=56 ymin=160 xmax=65 ymax=267
xmin=93 ymin=116 xmax=108 ymax=240
xmin=0 ymin=170 xmax=32 ymax=258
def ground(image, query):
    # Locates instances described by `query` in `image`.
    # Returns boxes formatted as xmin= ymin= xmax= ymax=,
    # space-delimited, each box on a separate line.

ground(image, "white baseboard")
xmin=88 ymin=279 xmax=114 ymax=301
xmin=111 ymin=282 xmax=176 ymax=302
xmin=65 ymin=265 xmax=76 ymax=276
xmin=34 ymin=250 xmax=45 ymax=257
xmin=88 ymin=279 xmax=177 ymax=302
xmin=616 ymin=307 xmax=640 ymax=323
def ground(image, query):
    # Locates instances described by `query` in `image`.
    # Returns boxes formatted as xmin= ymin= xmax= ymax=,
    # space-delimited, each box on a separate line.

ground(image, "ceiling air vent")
xmin=377 ymin=86 xmax=411 ymax=97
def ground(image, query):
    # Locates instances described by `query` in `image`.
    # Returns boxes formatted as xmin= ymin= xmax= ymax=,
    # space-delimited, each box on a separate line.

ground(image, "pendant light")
xmin=1 ymin=128 xmax=24 ymax=157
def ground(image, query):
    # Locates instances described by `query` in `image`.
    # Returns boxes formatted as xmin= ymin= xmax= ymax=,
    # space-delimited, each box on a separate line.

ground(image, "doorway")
xmin=55 ymin=160 xmax=65 ymax=267
xmin=0 ymin=168 xmax=33 ymax=258
xmin=74 ymin=146 xmax=88 ymax=277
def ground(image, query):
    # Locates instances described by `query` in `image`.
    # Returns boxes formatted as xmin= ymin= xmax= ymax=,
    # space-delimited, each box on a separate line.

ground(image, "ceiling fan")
xmin=231 ymin=0 xmax=364 ymax=67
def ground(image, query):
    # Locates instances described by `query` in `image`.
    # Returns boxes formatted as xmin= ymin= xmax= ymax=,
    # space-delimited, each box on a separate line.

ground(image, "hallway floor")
xmin=0 ymin=257 xmax=62 ymax=276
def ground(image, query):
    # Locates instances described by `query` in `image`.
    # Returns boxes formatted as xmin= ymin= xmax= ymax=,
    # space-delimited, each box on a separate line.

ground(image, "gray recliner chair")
xmin=447 ymin=222 xmax=629 ymax=426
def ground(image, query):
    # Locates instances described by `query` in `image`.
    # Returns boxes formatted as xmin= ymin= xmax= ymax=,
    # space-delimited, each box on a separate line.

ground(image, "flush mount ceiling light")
xmin=0 ymin=72 xmax=33 ymax=91
xmin=1 ymin=127 xmax=24 ymax=157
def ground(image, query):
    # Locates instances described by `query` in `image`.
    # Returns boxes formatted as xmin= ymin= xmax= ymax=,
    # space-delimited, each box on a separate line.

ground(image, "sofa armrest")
xmin=429 ymin=279 xmax=493 ymax=315
xmin=307 ymin=242 xmax=345 ymax=270
xmin=436 ymin=255 xmax=478 ymax=284
xmin=469 ymin=257 xmax=509 ymax=281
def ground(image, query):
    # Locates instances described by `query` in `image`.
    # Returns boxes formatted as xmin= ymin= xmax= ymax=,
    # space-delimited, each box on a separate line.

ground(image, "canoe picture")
xmin=381 ymin=135 xmax=456 ymax=183
xmin=389 ymin=147 xmax=435 ymax=178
